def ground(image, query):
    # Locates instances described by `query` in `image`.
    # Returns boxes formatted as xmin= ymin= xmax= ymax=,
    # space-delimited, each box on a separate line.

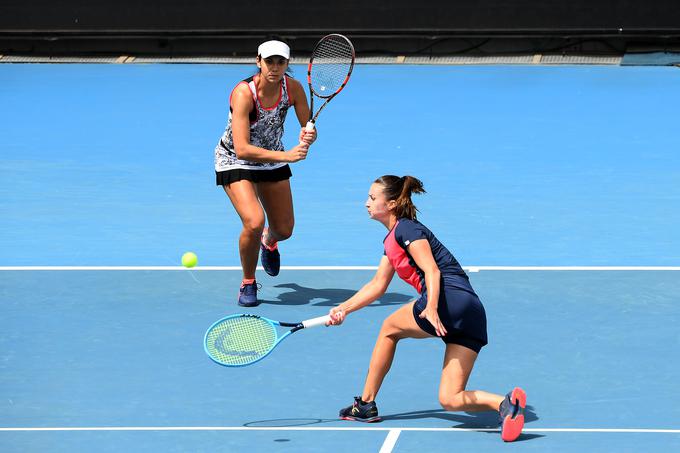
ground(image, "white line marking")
xmin=0 ymin=426 xmax=678 ymax=433
xmin=1 ymin=266 xmax=679 ymax=272
xmin=379 ymin=429 xmax=401 ymax=453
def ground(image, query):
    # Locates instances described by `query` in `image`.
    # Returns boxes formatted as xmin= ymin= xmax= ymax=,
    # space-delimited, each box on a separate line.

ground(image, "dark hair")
xmin=374 ymin=175 xmax=426 ymax=220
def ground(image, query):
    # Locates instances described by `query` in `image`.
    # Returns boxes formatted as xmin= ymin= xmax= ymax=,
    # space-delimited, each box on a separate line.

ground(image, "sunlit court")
xmin=2 ymin=2 xmax=680 ymax=452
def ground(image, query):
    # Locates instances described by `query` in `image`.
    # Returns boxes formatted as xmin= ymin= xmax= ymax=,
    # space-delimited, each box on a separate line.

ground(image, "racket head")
xmin=307 ymin=34 xmax=355 ymax=99
xmin=204 ymin=314 xmax=279 ymax=367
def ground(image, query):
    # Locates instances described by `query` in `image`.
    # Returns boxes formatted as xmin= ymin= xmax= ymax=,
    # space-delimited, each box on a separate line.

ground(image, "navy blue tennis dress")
xmin=214 ymin=75 xmax=293 ymax=185
xmin=384 ymin=218 xmax=488 ymax=353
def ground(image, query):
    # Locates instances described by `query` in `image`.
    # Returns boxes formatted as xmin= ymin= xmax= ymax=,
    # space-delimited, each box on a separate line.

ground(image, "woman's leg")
xmin=437 ymin=343 xmax=504 ymax=412
xmin=223 ymin=181 xmax=265 ymax=280
xmin=361 ymin=301 xmax=430 ymax=402
xmin=438 ymin=344 xmax=526 ymax=442
xmin=256 ymin=179 xmax=294 ymax=245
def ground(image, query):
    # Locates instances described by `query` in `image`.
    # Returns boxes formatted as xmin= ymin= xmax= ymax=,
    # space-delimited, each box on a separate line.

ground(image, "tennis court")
xmin=2 ymin=62 xmax=680 ymax=452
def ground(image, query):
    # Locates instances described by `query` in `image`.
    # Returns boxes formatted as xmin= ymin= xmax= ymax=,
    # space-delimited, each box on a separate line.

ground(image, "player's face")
xmin=366 ymin=183 xmax=394 ymax=221
xmin=257 ymin=56 xmax=288 ymax=82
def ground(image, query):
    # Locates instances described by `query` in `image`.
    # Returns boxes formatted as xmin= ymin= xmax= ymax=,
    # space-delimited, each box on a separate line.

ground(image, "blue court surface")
xmin=2 ymin=63 xmax=680 ymax=452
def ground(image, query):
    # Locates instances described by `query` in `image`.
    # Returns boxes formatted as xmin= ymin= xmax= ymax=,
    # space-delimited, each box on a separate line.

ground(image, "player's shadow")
xmin=244 ymin=406 xmax=542 ymax=441
xmin=381 ymin=405 xmax=543 ymax=442
xmin=258 ymin=282 xmax=412 ymax=307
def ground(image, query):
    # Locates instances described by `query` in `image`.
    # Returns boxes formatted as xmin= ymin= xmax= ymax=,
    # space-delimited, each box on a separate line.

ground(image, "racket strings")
xmin=205 ymin=316 xmax=277 ymax=366
xmin=310 ymin=36 xmax=354 ymax=97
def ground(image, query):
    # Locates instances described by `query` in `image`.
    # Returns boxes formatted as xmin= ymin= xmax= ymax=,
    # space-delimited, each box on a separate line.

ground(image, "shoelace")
xmin=240 ymin=282 xmax=262 ymax=292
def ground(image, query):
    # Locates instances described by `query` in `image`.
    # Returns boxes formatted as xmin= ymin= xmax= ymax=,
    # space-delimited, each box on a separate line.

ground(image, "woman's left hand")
xmin=419 ymin=307 xmax=448 ymax=337
xmin=299 ymin=127 xmax=317 ymax=145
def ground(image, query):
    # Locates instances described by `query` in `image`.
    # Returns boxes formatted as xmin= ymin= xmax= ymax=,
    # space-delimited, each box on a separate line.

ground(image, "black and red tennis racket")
xmin=303 ymin=34 xmax=355 ymax=133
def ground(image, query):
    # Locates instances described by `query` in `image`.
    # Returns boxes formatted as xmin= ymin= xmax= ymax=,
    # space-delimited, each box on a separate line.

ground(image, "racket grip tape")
xmin=302 ymin=314 xmax=332 ymax=329
xmin=299 ymin=121 xmax=315 ymax=146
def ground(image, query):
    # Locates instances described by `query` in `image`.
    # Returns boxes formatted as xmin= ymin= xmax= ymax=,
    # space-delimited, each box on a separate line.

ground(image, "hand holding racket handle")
xmin=299 ymin=122 xmax=316 ymax=146
xmin=302 ymin=314 xmax=332 ymax=328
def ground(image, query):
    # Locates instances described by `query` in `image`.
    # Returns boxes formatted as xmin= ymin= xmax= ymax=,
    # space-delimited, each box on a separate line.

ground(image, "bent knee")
xmin=275 ymin=227 xmax=293 ymax=241
xmin=242 ymin=217 xmax=265 ymax=236
xmin=269 ymin=222 xmax=294 ymax=241
xmin=439 ymin=392 xmax=466 ymax=412
xmin=378 ymin=318 xmax=404 ymax=340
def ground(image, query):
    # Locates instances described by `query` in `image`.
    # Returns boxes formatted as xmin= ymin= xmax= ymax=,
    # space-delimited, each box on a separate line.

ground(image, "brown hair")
xmin=374 ymin=175 xmax=426 ymax=220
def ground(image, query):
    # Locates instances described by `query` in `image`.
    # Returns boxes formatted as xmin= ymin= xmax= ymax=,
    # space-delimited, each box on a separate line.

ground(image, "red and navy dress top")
xmin=383 ymin=218 xmax=471 ymax=295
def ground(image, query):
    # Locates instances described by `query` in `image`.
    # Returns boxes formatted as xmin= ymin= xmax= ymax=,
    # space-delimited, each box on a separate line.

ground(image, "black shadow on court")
xmin=257 ymin=282 xmax=413 ymax=307
xmin=382 ymin=405 xmax=540 ymax=431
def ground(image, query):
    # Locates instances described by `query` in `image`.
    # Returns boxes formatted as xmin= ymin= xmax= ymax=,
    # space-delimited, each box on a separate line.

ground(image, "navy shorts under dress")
xmin=412 ymin=282 xmax=488 ymax=353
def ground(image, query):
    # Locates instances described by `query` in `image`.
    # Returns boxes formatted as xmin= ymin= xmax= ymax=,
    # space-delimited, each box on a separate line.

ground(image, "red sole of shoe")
xmin=501 ymin=414 xmax=525 ymax=442
xmin=501 ymin=387 xmax=527 ymax=442
xmin=511 ymin=387 xmax=527 ymax=409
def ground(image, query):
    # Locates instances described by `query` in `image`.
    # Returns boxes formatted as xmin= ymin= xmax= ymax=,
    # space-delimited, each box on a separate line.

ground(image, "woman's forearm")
xmin=424 ymin=268 xmax=441 ymax=310
xmin=235 ymin=144 xmax=290 ymax=163
xmin=341 ymin=281 xmax=386 ymax=314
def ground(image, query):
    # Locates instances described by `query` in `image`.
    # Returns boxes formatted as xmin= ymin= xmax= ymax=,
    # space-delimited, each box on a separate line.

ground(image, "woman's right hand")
xmin=286 ymin=143 xmax=309 ymax=162
xmin=326 ymin=306 xmax=346 ymax=326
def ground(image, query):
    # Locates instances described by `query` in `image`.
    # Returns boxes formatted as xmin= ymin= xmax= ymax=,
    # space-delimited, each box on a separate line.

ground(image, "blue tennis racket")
xmin=204 ymin=313 xmax=332 ymax=367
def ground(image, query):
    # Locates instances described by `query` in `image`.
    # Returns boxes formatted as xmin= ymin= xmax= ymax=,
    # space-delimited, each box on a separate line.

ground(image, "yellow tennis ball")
xmin=181 ymin=252 xmax=198 ymax=268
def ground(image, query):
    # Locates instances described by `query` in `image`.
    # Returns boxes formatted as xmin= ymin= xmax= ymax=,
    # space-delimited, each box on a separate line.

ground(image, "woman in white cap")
xmin=214 ymin=38 xmax=316 ymax=307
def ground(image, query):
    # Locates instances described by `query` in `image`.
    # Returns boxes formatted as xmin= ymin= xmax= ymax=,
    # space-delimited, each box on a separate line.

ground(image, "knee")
xmin=378 ymin=318 xmax=401 ymax=341
xmin=439 ymin=391 xmax=465 ymax=412
xmin=270 ymin=221 xmax=294 ymax=241
xmin=242 ymin=216 xmax=265 ymax=237
xmin=276 ymin=226 xmax=293 ymax=241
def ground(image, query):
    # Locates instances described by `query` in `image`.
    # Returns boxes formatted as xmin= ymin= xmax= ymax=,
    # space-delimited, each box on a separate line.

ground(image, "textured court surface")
xmin=1 ymin=63 xmax=679 ymax=452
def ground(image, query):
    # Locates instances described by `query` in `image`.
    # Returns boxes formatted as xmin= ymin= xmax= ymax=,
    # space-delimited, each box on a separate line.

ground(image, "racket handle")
xmin=299 ymin=121 xmax=315 ymax=146
xmin=302 ymin=314 xmax=331 ymax=329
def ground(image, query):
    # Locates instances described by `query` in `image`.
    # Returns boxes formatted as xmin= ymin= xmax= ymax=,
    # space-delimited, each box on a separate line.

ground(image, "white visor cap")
xmin=258 ymin=40 xmax=291 ymax=59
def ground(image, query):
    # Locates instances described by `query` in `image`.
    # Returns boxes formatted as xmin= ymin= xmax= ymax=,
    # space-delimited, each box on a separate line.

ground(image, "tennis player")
xmin=326 ymin=175 xmax=526 ymax=442
xmin=214 ymin=39 xmax=316 ymax=307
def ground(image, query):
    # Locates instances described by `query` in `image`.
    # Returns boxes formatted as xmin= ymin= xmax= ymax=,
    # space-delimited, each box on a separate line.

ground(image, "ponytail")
xmin=374 ymin=175 xmax=425 ymax=220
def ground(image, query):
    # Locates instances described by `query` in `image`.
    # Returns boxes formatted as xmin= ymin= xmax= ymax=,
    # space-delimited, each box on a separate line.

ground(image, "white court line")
xmin=379 ymin=429 xmax=402 ymax=453
xmin=1 ymin=426 xmax=679 ymax=433
xmin=1 ymin=266 xmax=679 ymax=271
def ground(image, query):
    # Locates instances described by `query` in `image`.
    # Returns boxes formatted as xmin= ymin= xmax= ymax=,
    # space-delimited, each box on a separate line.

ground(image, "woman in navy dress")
xmin=327 ymin=175 xmax=527 ymax=442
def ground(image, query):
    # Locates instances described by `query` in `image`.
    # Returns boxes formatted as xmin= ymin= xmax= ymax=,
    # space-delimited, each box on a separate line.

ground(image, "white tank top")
xmin=214 ymin=75 xmax=291 ymax=172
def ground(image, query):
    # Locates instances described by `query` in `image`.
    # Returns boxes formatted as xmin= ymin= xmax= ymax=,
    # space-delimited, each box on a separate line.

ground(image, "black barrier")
xmin=1 ymin=0 xmax=680 ymax=55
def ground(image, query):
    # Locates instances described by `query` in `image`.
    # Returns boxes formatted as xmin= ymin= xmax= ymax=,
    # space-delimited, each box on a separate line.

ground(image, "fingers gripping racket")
xmin=204 ymin=314 xmax=331 ymax=367
xmin=304 ymin=33 xmax=355 ymax=134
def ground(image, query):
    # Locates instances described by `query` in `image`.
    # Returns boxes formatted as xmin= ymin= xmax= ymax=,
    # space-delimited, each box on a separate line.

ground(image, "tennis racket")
xmin=303 ymin=33 xmax=355 ymax=134
xmin=204 ymin=313 xmax=332 ymax=367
